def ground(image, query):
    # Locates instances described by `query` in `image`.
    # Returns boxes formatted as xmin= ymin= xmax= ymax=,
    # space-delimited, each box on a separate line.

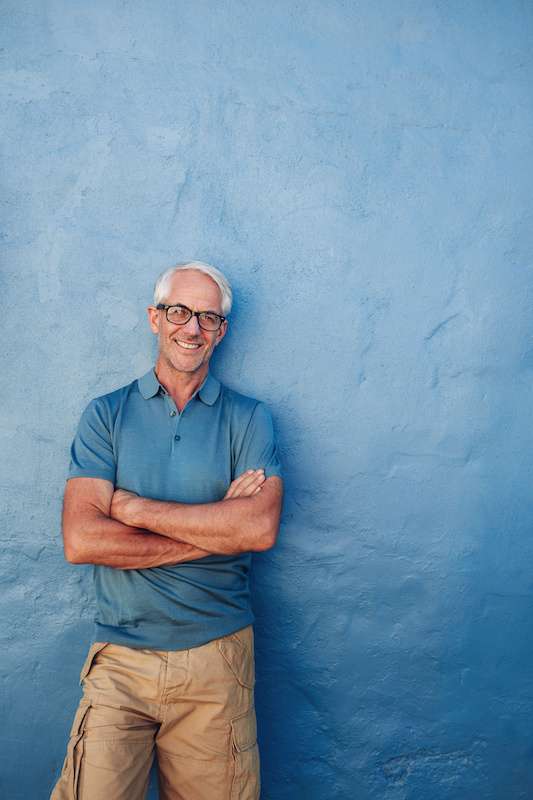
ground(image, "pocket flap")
xmin=218 ymin=635 xmax=255 ymax=688
xmin=79 ymin=641 xmax=108 ymax=685
xmin=69 ymin=699 xmax=92 ymax=737
xmin=231 ymin=707 xmax=257 ymax=753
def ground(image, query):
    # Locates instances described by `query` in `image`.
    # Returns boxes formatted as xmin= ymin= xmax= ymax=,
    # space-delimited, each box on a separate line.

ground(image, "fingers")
xmin=226 ymin=469 xmax=265 ymax=498
xmin=224 ymin=469 xmax=265 ymax=499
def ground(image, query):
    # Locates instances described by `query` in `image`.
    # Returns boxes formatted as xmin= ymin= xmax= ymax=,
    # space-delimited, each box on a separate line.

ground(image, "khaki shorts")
xmin=50 ymin=626 xmax=260 ymax=800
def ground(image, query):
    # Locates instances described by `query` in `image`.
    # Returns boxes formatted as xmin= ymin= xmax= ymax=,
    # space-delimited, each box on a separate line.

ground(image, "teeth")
xmin=176 ymin=340 xmax=201 ymax=350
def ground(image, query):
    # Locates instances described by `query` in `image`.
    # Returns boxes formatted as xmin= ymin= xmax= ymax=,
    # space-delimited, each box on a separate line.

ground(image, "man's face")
xmin=147 ymin=270 xmax=227 ymax=376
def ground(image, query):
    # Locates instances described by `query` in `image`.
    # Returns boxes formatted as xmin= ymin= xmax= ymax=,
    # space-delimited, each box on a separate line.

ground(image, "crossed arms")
xmin=62 ymin=470 xmax=283 ymax=570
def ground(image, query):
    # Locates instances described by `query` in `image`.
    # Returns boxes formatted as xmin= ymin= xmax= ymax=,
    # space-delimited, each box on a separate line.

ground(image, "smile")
xmin=175 ymin=340 xmax=202 ymax=350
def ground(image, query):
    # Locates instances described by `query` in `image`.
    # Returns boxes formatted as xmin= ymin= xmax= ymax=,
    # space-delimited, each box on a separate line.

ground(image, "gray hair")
xmin=153 ymin=261 xmax=233 ymax=316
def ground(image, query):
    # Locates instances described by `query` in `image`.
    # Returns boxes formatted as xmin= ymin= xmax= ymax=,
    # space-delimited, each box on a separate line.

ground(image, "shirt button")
xmin=174 ymin=435 xmax=181 ymax=441
xmin=170 ymin=410 xmax=176 ymax=417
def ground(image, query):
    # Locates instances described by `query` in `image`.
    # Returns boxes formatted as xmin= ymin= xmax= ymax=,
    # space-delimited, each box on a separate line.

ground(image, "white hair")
xmin=153 ymin=261 xmax=233 ymax=316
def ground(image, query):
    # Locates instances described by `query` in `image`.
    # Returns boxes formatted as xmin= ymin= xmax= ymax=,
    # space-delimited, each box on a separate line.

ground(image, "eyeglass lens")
xmin=167 ymin=305 xmax=222 ymax=330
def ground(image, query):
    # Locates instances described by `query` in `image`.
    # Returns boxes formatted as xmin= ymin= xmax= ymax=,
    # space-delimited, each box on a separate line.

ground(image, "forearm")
xmin=123 ymin=495 xmax=272 ymax=555
xmin=64 ymin=513 xmax=213 ymax=569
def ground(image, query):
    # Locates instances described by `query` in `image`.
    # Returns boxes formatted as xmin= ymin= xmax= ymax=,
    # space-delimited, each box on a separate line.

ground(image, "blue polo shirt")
xmin=67 ymin=367 xmax=282 ymax=650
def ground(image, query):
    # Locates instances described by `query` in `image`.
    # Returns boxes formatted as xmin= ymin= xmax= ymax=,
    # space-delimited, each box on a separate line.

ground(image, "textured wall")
xmin=2 ymin=2 xmax=533 ymax=798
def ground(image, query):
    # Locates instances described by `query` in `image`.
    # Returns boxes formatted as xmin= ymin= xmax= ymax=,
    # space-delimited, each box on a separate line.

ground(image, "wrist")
xmin=126 ymin=495 xmax=149 ymax=528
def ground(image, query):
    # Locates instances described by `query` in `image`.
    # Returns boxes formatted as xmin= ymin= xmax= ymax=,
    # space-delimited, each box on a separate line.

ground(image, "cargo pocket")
xmin=230 ymin=706 xmax=260 ymax=800
xmin=50 ymin=700 xmax=92 ymax=800
xmin=79 ymin=642 xmax=109 ymax=685
xmin=218 ymin=630 xmax=255 ymax=689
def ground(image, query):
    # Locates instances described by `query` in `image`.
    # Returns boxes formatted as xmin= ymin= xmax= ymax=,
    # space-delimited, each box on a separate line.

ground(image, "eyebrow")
xmin=170 ymin=302 xmax=222 ymax=316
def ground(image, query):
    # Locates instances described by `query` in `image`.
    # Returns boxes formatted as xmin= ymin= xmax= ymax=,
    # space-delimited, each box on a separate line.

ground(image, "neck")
xmin=154 ymin=359 xmax=208 ymax=412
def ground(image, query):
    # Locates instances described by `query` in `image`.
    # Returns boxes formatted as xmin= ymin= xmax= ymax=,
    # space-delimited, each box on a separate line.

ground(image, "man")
xmin=50 ymin=261 xmax=283 ymax=800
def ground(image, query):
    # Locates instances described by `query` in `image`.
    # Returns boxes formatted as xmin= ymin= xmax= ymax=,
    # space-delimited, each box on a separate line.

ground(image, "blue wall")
xmin=2 ymin=2 xmax=533 ymax=798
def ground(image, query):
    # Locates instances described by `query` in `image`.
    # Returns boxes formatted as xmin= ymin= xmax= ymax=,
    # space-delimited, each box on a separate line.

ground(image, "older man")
xmin=50 ymin=261 xmax=283 ymax=800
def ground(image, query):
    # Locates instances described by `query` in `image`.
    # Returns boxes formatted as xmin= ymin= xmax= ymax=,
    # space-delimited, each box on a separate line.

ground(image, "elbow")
xmin=63 ymin=527 xmax=87 ymax=564
xmin=252 ymin=518 xmax=280 ymax=552
xmin=64 ymin=543 xmax=83 ymax=564
xmin=64 ymin=548 xmax=81 ymax=564
xmin=254 ymin=536 xmax=277 ymax=553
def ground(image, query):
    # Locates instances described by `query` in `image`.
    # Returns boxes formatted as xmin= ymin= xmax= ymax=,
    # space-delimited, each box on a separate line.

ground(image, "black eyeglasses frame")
xmin=156 ymin=303 xmax=226 ymax=331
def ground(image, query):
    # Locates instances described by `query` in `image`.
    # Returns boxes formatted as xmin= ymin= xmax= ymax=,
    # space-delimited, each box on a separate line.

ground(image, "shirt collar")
xmin=137 ymin=367 xmax=221 ymax=406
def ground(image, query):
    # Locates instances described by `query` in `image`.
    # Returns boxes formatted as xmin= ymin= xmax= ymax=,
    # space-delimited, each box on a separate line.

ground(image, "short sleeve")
xmin=67 ymin=398 xmax=116 ymax=483
xmin=232 ymin=401 xmax=282 ymax=481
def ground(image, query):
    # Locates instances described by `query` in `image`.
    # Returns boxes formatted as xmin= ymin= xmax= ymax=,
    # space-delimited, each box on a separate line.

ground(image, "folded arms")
xmin=62 ymin=471 xmax=283 ymax=569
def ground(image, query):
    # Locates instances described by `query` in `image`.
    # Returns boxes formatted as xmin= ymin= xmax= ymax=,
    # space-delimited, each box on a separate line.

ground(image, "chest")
xmin=114 ymin=400 xmax=233 ymax=503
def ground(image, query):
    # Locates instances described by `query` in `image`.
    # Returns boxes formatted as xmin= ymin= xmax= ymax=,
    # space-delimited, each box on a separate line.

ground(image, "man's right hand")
xmin=223 ymin=469 xmax=265 ymax=500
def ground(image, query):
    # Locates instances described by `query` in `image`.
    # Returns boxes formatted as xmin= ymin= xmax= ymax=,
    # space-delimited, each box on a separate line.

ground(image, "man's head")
xmin=148 ymin=261 xmax=231 ymax=378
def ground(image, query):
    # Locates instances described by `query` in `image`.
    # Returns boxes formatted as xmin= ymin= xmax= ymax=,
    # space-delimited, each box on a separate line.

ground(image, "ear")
xmin=147 ymin=306 xmax=161 ymax=335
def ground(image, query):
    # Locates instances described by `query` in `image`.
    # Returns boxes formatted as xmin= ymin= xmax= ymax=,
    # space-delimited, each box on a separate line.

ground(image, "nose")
xmin=181 ymin=313 xmax=202 ymax=336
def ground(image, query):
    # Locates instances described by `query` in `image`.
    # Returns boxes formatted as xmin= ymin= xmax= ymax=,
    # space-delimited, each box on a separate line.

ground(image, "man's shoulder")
xmin=82 ymin=375 xmax=140 ymax=415
xmin=218 ymin=381 xmax=276 ymax=434
xmin=219 ymin=381 xmax=266 ymax=416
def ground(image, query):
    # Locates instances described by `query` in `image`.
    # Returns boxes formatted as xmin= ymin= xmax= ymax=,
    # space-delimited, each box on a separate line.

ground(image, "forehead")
xmin=164 ymin=270 xmax=222 ymax=311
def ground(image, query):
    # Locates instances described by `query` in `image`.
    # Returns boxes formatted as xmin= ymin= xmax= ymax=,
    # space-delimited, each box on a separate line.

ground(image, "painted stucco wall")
xmin=2 ymin=2 xmax=533 ymax=798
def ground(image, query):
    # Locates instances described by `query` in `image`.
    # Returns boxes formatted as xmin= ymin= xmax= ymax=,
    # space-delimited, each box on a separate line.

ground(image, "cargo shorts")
xmin=49 ymin=625 xmax=260 ymax=800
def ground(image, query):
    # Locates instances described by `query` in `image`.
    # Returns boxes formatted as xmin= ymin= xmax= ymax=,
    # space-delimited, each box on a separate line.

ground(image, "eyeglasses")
xmin=156 ymin=303 xmax=226 ymax=332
